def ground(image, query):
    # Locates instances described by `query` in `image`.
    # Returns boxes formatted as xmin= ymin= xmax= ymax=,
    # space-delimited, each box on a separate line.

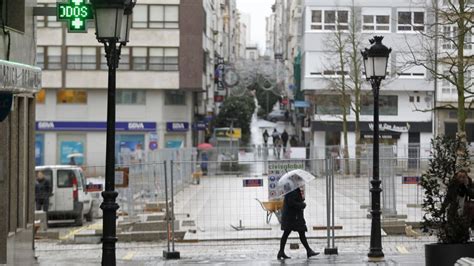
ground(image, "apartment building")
xmin=0 ymin=0 xmax=40 ymax=264
xmin=301 ymin=0 xmax=434 ymax=157
xmin=35 ymin=0 xmax=242 ymax=167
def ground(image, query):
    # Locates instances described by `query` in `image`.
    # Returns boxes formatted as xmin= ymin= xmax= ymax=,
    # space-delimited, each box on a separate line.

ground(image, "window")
xmin=37 ymin=3 xmax=62 ymax=28
xmin=36 ymin=89 xmax=46 ymax=104
xmin=57 ymin=90 xmax=87 ymax=104
xmin=147 ymin=47 xmax=179 ymax=71
xmin=116 ymin=90 xmax=146 ymax=105
xmin=132 ymin=47 xmax=147 ymax=70
xmin=67 ymin=47 xmax=97 ymax=70
xmin=57 ymin=170 xmax=75 ymax=188
xmin=37 ymin=47 xmax=45 ymax=69
xmin=397 ymin=11 xmax=424 ymax=32
xmin=396 ymin=54 xmax=425 ymax=78
xmin=36 ymin=46 xmax=62 ymax=70
xmin=310 ymin=9 xmax=349 ymax=31
xmin=165 ymin=91 xmax=186 ymax=105
xmin=133 ymin=5 xmax=179 ymax=29
xmin=409 ymin=96 xmax=421 ymax=103
xmin=2 ymin=0 xmax=25 ymax=32
xmin=361 ymin=95 xmax=398 ymax=115
xmin=362 ymin=13 xmax=390 ymax=32
xmin=100 ymin=47 xmax=130 ymax=70
xmin=442 ymin=26 xmax=472 ymax=50
xmin=314 ymin=95 xmax=350 ymax=115
xmin=441 ymin=70 xmax=472 ymax=95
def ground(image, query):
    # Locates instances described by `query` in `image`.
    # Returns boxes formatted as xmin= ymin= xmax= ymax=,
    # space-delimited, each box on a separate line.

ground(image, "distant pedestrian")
xmin=284 ymin=110 xmax=289 ymax=122
xmin=281 ymin=130 xmax=289 ymax=153
xmin=290 ymin=136 xmax=298 ymax=147
xmin=263 ymin=129 xmax=269 ymax=146
xmin=278 ymin=187 xmax=319 ymax=260
xmin=35 ymin=171 xmax=52 ymax=212
xmin=272 ymin=129 xmax=280 ymax=155
xmin=275 ymin=138 xmax=283 ymax=159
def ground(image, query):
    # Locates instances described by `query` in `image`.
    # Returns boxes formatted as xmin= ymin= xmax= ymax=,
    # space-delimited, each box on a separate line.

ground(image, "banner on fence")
xmin=243 ymin=179 xmax=263 ymax=187
xmin=268 ymin=161 xmax=305 ymax=200
xmin=402 ymin=176 xmax=420 ymax=184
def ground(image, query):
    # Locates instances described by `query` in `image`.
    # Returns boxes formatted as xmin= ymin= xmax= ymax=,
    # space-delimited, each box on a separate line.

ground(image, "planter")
xmin=425 ymin=242 xmax=474 ymax=266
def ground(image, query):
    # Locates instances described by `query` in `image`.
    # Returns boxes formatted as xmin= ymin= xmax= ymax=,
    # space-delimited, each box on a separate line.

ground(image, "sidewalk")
xmin=35 ymin=237 xmax=427 ymax=265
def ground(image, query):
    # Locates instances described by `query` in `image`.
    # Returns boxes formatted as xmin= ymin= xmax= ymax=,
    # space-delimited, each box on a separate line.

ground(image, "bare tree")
xmin=321 ymin=3 xmax=364 ymax=176
xmin=404 ymin=0 xmax=474 ymax=165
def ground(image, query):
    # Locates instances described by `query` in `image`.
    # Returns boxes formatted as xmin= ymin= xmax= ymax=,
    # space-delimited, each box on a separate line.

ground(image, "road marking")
xmin=59 ymin=221 xmax=102 ymax=240
xmin=122 ymin=251 xmax=136 ymax=260
xmin=396 ymin=245 xmax=409 ymax=254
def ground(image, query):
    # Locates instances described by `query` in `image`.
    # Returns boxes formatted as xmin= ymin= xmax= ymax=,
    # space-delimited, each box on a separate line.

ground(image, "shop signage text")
xmin=166 ymin=122 xmax=189 ymax=132
xmin=57 ymin=0 xmax=93 ymax=33
xmin=36 ymin=121 xmax=157 ymax=132
xmin=243 ymin=179 xmax=263 ymax=187
xmin=0 ymin=60 xmax=41 ymax=93
xmin=368 ymin=122 xmax=410 ymax=133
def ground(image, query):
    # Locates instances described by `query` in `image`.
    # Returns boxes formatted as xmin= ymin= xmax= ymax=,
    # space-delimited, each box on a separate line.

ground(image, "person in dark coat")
xmin=35 ymin=171 xmax=52 ymax=212
xmin=262 ymin=129 xmax=269 ymax=146
xmin=278 ymin=187 xmax=318 ymax=259
xmin=281 ymin=130 xmax=289 ymax=153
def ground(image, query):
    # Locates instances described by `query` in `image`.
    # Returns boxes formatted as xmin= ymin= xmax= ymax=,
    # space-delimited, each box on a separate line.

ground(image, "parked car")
xmin=266 ymin=109 xmax=286 ymax=122
xmin=35 ymin=165 xmax=94 ymax=226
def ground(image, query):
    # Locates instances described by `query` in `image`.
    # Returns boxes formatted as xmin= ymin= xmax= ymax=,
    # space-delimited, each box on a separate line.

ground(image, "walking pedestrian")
xmin=35 ymin=171 xmax=52 ymax=212
xmin=263 ymin=129 xmax=269 ymax=147
xmin=275 ymin=138 xmax=283 ymax=159
xmin=281 ymin=130 xmax=289 ymax=153
xmin=284 ymin=110 xmax=289 ymax=122
xmin=278 ymin=187 xmax=319 ymax=260
xmin=272 ymin=129 xmax=280 ymax=156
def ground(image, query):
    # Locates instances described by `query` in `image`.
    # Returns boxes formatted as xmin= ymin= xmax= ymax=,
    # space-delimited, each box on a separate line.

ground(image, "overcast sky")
xmin=236 ymin=0 xmax=274 ymax=54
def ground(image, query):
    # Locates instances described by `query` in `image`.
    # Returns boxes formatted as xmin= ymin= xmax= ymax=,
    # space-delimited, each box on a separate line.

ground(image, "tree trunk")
xmin=456 ymin=0 xmax=468 ymax=168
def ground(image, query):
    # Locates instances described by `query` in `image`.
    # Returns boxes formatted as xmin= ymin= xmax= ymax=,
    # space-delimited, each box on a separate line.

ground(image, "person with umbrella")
xmin=277 ymin=170 xmax=319 ymax=260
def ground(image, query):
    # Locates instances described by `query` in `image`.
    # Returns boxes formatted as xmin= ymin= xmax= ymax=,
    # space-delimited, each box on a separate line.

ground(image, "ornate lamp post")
xmin=361 ymin=36 xmax=391 ymax=261
xmin=90 ymin=0 xmax=135 ymax=265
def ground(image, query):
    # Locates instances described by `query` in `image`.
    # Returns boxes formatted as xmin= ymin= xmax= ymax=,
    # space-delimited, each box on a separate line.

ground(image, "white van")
xmin=35 ymin=165 xmax=94 ymax=226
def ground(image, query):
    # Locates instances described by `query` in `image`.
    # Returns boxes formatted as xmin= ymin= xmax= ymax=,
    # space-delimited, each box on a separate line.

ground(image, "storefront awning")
xmin=0 ymin=60 xmax=41 ymax=94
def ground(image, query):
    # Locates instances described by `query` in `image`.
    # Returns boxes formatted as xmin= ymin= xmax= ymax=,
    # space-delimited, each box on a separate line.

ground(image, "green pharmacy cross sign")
xmin=57 ymin=0 xmax=93 ymax=33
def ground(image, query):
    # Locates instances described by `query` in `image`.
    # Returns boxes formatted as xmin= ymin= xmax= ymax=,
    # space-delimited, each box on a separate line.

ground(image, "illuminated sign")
xmin=57 ymin=0 xmax=94 ymax=33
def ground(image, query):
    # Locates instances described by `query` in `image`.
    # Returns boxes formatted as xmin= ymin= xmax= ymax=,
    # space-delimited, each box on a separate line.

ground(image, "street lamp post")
xmin=361 ymin=36 xmax=391 ymax=261
xmin=90 ymin=0 xmax=134 ymax=265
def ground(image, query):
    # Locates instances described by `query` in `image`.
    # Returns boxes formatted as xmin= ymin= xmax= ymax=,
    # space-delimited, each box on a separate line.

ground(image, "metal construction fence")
xmin=76 ymin=153 xmax=438 ymax=254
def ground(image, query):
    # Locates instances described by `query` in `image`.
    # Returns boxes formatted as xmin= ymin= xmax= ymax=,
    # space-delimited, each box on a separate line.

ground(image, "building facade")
xmin=0 ymin=0 xmax=40 ymax=264
xmin=35 ymin=0 xmax=242 ymax=168
xmin=301 ymin=0 xmax=434 ymax=158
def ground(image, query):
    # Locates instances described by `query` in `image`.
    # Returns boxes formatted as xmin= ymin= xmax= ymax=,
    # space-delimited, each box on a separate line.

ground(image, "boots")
xmin=307 ymin=249 xmax=319 ymax=258
xmin=277 ymin=250 xmax=291 ymax=260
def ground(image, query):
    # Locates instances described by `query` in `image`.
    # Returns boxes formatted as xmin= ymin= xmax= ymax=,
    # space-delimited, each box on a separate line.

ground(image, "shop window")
xmin=57 ymin=90 xmax=87 ymax=104
xmin=36 ymin=89 xmax=46 ymax=104
xmin=314 ymin=95 xmax=350 ymax=115
xmin=116 ymin=89 xmax=146 ymax=104
xmin=361 ymin=95 xmax=398 ymax=115
xmin=165 ymin=91 xmax=186 ymax=105
xmin=116 ymin=135 xmax=145 ymax=164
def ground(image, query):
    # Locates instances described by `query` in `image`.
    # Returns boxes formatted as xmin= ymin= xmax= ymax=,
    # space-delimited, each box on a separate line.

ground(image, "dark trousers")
xmin=279 ymin=230 xmax=311 ymax=253
xmin=36 ymin=198 xmax=49 ymax=212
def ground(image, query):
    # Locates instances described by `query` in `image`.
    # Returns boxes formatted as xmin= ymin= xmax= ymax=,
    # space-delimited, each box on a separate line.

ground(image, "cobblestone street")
xmin=35 ymin=236 xmax=430 ymax=265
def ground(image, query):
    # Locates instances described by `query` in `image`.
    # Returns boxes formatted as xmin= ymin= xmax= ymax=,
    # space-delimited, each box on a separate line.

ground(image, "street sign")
xmin=267 ymin=161 xmax=305 ymax=200
xmin=57 ymin=0 xmax=94 ymax=33
xmin=115 ymin=167 xmax=129 ymax=188
xmin=243 ymin=179 xmax=263 ymax=187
